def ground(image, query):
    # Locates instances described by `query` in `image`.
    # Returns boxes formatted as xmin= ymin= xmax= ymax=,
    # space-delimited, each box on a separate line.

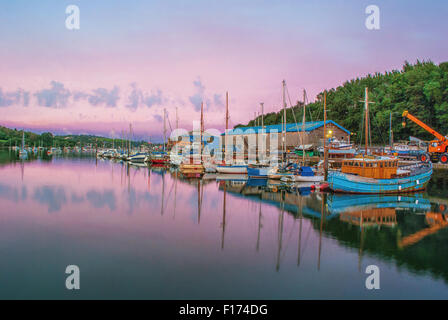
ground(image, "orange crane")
xmin=402 ymin=110 xmax=448 ymax=163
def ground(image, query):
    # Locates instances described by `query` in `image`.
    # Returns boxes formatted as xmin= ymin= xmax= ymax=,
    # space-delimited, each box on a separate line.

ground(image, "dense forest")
xmin=0 ymin=126 xmax=149 ymax=149
xmin=240 ymin=61 xmax=448 ymax=145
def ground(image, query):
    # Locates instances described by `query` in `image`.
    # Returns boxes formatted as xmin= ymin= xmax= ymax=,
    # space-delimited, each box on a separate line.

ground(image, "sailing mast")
xmin=163 ymin=108 xmax=166 ymax=153
xmin=364 ymin=87 xmax=369 ymax=155
xmin=224 ymin=91 xmax=229 ymax=164
xmin=282 ymin=80 xmax=287 ymax=164
xmin=301 ymin=89 xmax=307 ymax=165
xmin=389 ymin=111 xmax=393 ymax=151
xmin=323 ymin=92 xmax=328 ymax=181
xmin=260 ymin=102 xmax=264 ymax=164
xmin=200 ymin=101 xmax=204 ymax=163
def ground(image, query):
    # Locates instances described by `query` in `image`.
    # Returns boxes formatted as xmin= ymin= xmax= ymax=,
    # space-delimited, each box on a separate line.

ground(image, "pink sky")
xmin=1 ymin=1 xmax=447 ymax=141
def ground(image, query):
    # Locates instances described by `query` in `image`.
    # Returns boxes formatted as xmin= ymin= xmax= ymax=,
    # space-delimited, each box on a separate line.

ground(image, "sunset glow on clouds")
xmin=1 ymin=0 xmax=447 ymax=141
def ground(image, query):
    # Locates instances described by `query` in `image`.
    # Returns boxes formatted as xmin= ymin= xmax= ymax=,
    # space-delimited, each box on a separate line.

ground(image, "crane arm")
xmin=402 ymin=110 xmax=447 ymax=143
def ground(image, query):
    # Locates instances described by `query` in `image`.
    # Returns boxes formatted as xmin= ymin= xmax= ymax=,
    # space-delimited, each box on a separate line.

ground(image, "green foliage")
xmin=240 ymin=61 xmax=448 ymax=144
xmin=0 ymin=126 xmax=149 ymax=149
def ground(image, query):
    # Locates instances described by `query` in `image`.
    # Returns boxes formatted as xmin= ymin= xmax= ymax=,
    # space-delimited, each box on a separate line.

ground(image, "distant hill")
xmin=238 ymin=60 xmax=448 ymax=144
xmin=0 ymin=126 xmax=149 ymax=149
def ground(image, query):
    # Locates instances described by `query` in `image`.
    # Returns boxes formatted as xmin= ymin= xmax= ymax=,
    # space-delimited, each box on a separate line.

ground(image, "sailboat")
xmin=19 ymin=131 xmax=28 ymax=159
xmin=216 ymin=92 xmax=248 ymax=174
xmin=328 ymin=88 xmax=433 ymax=194
xmin=247 ymin=102 xmax=271 ymax=179
xmin=180 ymin=103 xmax=205 ymax=175
xmin=149 ymin=110 xmax=169 ymax=165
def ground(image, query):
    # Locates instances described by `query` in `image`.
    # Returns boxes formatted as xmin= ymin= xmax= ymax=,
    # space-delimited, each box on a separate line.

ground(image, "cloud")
xmin=153 ymin=114 xmax=163 ymax=122
xmin=213 ymin=93 xmax=224 ymax=108
xmin=73 ymin=86 xmax=120 ymax=107
xmin=87 ymin=86 xmax=120 ymax=107
xmin=34 ymin=81 xmax=71 ymax=108
xmin=0 ymin=88 xmax=30 ymax=107
xmin=188 ymin=79 xmax=224 ymax=111
xmin=189 ymin=78 xmax=206 ymax=111
xmin=126 ymin=83 xmax=141 ymax=110
xmin=126 ymin=83 xmax=165 ymax=110
xmin=142 ymin=89 xmax=164 ymax=108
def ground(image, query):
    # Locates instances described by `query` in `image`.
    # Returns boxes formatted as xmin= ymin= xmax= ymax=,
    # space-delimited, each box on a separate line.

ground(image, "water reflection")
xmin=1 ymin=151 xmax=448 ymax=298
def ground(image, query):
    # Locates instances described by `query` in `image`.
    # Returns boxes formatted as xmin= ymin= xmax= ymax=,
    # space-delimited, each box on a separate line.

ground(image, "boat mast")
xmin=260 ymin=102 xmax=264 ymax=163
xmin=225 ymin=91 xmax=229 ymax=164
xmin=282 ymin=80 xmax=287 ymax=163
xmin=302 ymin=89 xmax=306 ymax=164
xmin=200 ymin=101 xmax=204 ymax=162
xmin=389 ymin=111 xmax=393 ymax=150
xmin=323 ymin=91 xmax=328 ymax=181
xmin=364 ymin=87 xmax=369 ymax=155
xmin=163 ymin=108 xmax=166 ymax=153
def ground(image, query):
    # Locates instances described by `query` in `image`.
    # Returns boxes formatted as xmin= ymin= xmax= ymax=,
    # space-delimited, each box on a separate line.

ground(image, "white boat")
xmin=281 ymin=174 xmax=324 ymax=182
xmin=216 ymin=164 xmax=248 ymax=174
xmin=128 ymin=152 xmax=148 ymax=162
xmin=203 ymin=161 xmax=217 ymax=173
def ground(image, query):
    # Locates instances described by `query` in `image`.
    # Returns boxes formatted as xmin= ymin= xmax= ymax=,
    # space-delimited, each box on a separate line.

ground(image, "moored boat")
xmin=127 ymin=152 xmax=148 ymax=163
xmin=216 ymin=164 xmax=248 ymax=174
xmin=247 ymin=165 xmax=270 ymax=178
xmin=328 ymin=157 xmax=433 ymax=194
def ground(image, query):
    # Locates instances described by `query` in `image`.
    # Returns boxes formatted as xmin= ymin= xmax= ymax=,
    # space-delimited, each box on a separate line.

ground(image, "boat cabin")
xmin=341 ymin=158 xmax=399 ymax=179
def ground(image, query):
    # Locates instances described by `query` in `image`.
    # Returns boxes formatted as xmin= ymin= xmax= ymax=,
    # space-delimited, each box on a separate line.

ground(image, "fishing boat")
xmin=328 ymin=88 xmax=433 ymax=194
xmin=328 ymin=156 xmax=432 ymax=194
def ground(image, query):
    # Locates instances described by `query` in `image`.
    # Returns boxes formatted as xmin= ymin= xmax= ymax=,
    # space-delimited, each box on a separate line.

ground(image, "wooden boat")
xmin=328 ymin=87 xmax=433 ymax=194
xmin=180 ymin=163 xmax=204 ymax=174
xmin=328 ymin=156 xmax=433 ymax=194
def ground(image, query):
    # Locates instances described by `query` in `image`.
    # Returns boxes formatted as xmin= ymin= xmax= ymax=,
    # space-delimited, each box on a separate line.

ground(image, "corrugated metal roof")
xmin=223 ymin=120 xmax=351 ymax=135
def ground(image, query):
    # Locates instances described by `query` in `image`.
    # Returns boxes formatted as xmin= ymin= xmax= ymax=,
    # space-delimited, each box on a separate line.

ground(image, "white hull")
xmin=128 ymin=155 xmax=147 ymax=162
xmin=216 ymin=165 xmax=247 ymax=174
xmin=281 ymin=175 xmax=324 ymax=182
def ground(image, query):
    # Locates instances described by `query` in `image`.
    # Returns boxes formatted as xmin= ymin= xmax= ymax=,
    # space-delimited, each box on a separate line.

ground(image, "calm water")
xmin=1 ymin=150 xmax=448 ymax=299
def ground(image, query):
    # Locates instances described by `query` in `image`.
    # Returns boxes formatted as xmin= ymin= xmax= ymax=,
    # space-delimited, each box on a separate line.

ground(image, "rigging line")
xmin=281 ymin=218 xmax=297 ymax=260
xmin=166 ymin=114 xmax=173 ymax=132
xmin=285 ymin=84 xmax=302 ymax=146
xmin=358 ymin=106 xmax=365 ymax=149
xmin=371 ymin=109 xmax=387 ymax=146
xmin=300 ymin=217 xmax=314 ymax=258
xmin=163 ymin=177 xmax=176 ymax=210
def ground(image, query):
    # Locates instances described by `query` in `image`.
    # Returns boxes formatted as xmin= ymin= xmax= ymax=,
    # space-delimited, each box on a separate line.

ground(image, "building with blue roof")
xmin=222 ymin=120 xmax=351 ymax=152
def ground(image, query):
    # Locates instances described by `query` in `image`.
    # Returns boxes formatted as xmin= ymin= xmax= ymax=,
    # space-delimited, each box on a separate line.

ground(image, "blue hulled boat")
xmin=328 ymin=156 xmax=433 ymax=194
xmin=247 ymin=165 xmax=270 ymax=178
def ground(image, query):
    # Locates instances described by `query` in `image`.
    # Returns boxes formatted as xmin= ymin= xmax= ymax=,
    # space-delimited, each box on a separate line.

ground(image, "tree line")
xmin=239 ymin=60 xmax=448 ymax=145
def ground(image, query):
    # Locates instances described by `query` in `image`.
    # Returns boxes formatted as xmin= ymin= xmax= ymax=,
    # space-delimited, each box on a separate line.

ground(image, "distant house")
xmin=222 ymin=120 xmax=351 ymax=152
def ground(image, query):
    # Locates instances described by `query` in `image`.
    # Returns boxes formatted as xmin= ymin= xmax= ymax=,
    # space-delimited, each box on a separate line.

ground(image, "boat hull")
xmin=282 ymin=175 xmax=324 ymax=182
xmin=216 ymin=165 xmax=247 ymax=174
xmin=328 ymin=167 xmax=433 ymax=194
xmin=247 ymin=166 xmax=269 ymax=178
